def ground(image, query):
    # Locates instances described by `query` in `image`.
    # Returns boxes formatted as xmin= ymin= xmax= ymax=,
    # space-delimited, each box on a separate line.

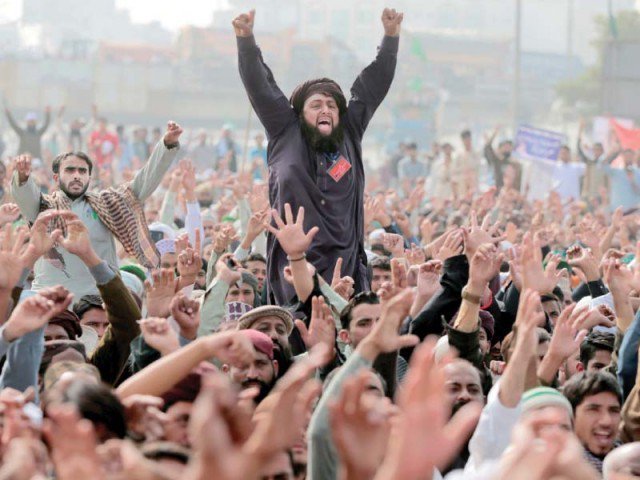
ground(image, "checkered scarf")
xmin=39 ymin=185 xmax=159 ymax=269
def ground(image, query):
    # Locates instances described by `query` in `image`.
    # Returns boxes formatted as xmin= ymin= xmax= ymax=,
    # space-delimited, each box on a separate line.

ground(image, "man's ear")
xmin=338 ymin=329 xmax=351 ymax=345
xmin=53 ymin=173 xmax=59 ymax=183
xmin=576 ymin=362 xmax=585 ymax=373
xmin=272 ymin=359 xmax=279 ymax=378
xmin=221 ymin=364 xmax=230 ymax=373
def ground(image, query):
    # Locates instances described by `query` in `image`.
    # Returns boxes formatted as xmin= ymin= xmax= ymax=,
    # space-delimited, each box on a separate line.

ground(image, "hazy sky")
xmin=2 ymin=0 xmax=227 ymax=30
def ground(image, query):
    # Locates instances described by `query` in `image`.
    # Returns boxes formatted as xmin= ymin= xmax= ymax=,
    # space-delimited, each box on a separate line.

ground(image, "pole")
xmin=240 ymin=104 xmax=253 ymax=174
xmin=565 ymin=0 xmax=574 ymax=133
xmin=512 ymin=0 xmax=521 ymax=133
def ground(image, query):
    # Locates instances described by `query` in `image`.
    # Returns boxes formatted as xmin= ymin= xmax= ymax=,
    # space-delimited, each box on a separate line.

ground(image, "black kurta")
xmin=237 ymin=34 xmax=398 ymax=305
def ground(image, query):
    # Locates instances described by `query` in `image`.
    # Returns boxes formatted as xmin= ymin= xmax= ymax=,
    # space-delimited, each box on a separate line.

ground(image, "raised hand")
xmin=42 ymin=405 xmax=104 ymax=480
xmin=188 ymin=374 xmax=249 ymax=480
xmin=520 ymin=233 xmax=563 ymax=294
xmin=463 ymin=210 xmax=504 ymax=260
xmin=358 ymin=289 xmax=418 ymax=360
xmin=3 ymin=286 xmax=73 ymax=342
xmin=419 ymin=217 xmax=439 ymax=245
xmin=0 ymin=224 xmax=29 ymax=291
xmin=393 ymin=211 xmax=412 ymax=238
xmin=329 ymin=371 xmax=394 ymax=479
xmin=58 ymin=214 xmax=100 ymax=265
xmin=241 ymin=209 xmax=269 ymax=249
xmin=295 ymin=296 xmax=336 ymax=358
xmin=14 ymin=154 xmax=31 ymax=184
xmin=170 ymin=291 xmax=201 ymax=340
xmin=213 ymin=224 xmax=238 ymax=254
xmin=138 ymin=317 xmax=180 ymax=356
xmin=22 ymin=210 xmax=65 ymax=267
xmin=382 ymin=233 xmax=404 ymax=258
xmin=381 ymin=8 xmax=404 ymax=37
xmin=245 ymin=347 xmax=325 ymax=460
xmin=416 ymin=260 xmax=442 ymax=298
xmin=405 ymin=243 xmax=426 ymax=266
xmin=603 ymin=258 xmax=633 ymax=297
xmin=566 ymin=244 xmax=600 ymax=282
xmin=249 ymin=184 xmax=270 ymax=213
xmin=177 ymin=239 xmax=202 ymax=286
xmin=144 ymin=269 xmax=177 ymax=318
xmin=180 ymin=159 xmax=197 ymax=193
xmin=0 ymin=203 xmax=20 ymax=226
xmin=375 ymin=339 xmax=482 ymax=479
xmin=469 ymin=243 xmax=504 ymax=289
xmin=215 ymin=253 xmax=242 ymax=285
xmin=331 ymin=258 xmax=355 ymax=300
xmin=162 ymin=121 xmax=183 ymax=146
xmin=571 ymin=304 xmax=616 ymax=331
xmin=232 ymin=9 xmax=255 ymax=37
xmin=434 ymin=229 xmax=464 ymax=262
xmin=265 ymin=203 xmax=319 ymax=259
xmin=121 ymin=395 xmax=165 ymax=442
xmin=546 ymin=305 xmax=587 ymax=362
xmin=205 ymin=330 xmax=255 ymax=367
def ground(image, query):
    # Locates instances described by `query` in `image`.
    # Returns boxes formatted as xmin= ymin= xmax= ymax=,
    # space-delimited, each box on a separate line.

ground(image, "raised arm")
xmin=264 ymin=204 xmax=318 ymax=303
xmin=4 ymin=106 xmax=23 ymax=135
xmin=130 ymin=121 xmax=182 ymax=202
xmin=346 ymin=8 xmax=402 ymax=139
xmin=576 ymin=119 xmax=591 ymax=164
xmin=116 ymin=330 xmax=253 ymax=399
xmin=234 ymin=10 xmax=296 ymax=139
xmin=9 ymin=154 xmax=41 ymax=222
xmin=58 ymin=214 xmax=142 ymax=385
xmin=37 ymin=106 xmax=51 ymax=136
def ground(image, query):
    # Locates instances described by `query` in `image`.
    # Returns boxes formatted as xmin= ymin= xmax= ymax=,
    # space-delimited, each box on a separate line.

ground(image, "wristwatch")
xmin=461 ymin=286 xmax=482 ymax=305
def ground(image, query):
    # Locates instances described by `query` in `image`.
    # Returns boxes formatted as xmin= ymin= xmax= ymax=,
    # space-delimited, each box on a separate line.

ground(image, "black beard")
xmin=451 ymin=399 xmax=470 ymax=418
xmin=300 ymin=118 xmax=344 ymax=153
xmin=241 ymin=378 xmax=275 ymax=405
xmin=272 ymin=339 xmax=294 ymax=378
xmin=59 ymin=180 xmax=88 ymax=200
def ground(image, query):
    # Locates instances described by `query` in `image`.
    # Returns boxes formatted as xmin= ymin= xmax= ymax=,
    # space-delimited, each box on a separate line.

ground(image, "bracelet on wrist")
xmin=287 ymin=253 xmax=306 ymax=262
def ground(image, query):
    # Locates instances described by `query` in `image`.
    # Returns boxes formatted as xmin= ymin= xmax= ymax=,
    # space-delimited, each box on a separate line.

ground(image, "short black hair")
xmin=73 ymin=294 xmax=103 ymax=319
xmin=580 ymin=331 xmax=615 ymax=368
xmin=340 ymin=291 xmax=379 ymax=331
xmin=562 ymin=371 xmax=622 ymax=411
xmin=52 ymin=151 xmax=93 ymax=175
xmin=460 ymin=129 xmax=471 ymax=139
xmin=245 ymin=253 xmax=267 ymax=264
xmin=53 ymin=381 xmax=127 ymax=439
xmin=370 ymin=256 xmax=391 ymax=271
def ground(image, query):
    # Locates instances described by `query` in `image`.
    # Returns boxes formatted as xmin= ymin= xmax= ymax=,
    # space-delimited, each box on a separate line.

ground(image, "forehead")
xmin=60 ymin=156 xmax=89 ymax=169
xmin=81 ymin=308 xmax=106 ymax=322
xmin=246 ymin=260 xmax=266 ymax=269
xmin=351 ymin=303 xmax=381 ymax=320
xmin=444 ymin=363 xmax=481 ymax=387
xmin=254 ymin=316 xmax=286 ymax=329
xmin=372 ymin=267 xmax=391 ymax=275
xmin=304 ymin=93 xmax=336 ymax=105
xmin=580 ymin=391 xmax=620 ymax=408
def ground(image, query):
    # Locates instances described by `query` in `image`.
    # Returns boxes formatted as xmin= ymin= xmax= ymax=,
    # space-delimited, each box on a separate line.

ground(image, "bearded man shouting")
xmin=234 ymin=8 xmax=402 ymax=304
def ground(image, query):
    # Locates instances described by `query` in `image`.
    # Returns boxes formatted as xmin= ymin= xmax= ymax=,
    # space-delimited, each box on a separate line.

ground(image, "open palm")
xmin=265 ymin=203 xmax=319 ymax=258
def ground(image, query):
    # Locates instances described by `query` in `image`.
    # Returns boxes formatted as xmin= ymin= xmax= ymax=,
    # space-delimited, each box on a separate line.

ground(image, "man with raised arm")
xmin=11 ymin=121 xmax=183 ymax=300
xmin=233 ymin=8 xmax=402 ymax=304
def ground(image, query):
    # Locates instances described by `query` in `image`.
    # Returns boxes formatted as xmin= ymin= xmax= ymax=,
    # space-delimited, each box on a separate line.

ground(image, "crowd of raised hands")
xmin=1 ymin=118 xmax=640 ymax=480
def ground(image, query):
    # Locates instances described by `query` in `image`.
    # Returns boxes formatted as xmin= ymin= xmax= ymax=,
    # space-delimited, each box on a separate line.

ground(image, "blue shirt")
xmin=603 ymin=165 xmax=640 ymax=210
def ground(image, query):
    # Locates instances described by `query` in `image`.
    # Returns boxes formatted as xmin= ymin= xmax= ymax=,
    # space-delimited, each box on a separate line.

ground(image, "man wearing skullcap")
xmin=233 ymin=8 xmax=403 ymax=304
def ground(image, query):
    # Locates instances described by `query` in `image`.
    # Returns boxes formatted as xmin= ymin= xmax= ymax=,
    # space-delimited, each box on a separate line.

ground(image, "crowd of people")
xmin=0 ymin=6 xmax=638 ymax=480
